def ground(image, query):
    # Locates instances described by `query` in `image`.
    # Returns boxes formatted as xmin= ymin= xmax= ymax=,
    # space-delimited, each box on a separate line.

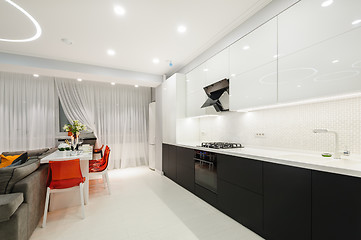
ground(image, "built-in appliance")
xmin=201 ymin=78 xmax=229 ymax=112
xmin=201 ymin=142 xmax=243 ymax=149
xmin=194 ymin=150 xmax=217 ymax=193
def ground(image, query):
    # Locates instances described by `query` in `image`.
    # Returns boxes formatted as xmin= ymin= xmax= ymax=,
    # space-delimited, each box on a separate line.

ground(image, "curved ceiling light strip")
xmin=0 ymin=0 xmax=42 ymax=42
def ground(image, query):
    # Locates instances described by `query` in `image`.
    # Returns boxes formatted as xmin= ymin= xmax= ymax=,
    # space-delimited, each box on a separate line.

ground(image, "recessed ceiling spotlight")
xmin=321 ymin=0 xmax=333 ymax=7
xmin=273 ymin=54 xmax=279 ymax=59
xmin=0 ymin=0 xmax=42 ymax=42
xmin=107 ymin=49 xmax=116 ymax=56
xmin=114 ymin=6 xmax=126 ymax=15
xmin=203 ymin=68 xmax=209 ymax=72
xmin=152 ymin=58 xmax=160 ymax=64
xmin=332 ymin=59 xmax=339 ymax=63
xmin=297 ymin=85 xmax=302 ymax=88
xmin=33 ymin=74 xmax=39 ymax=77
xmin=77 ymin=78 xmax=82 ymax=82
xmin=134 ymin=85 xmax=139 ymax=88
xmin=231 ymin=74 xmax=236 ymax=77
xmin=177 ymin=25 xmax=187 ymax=33
xmin=111 ymin=82 xmax=115 ymax=85
xmin=243 ymin=45 xmax=250 ymax=50
xmin=352 ymin=19 xmax=361 ymax=25
xmin=61 ymin=38 xmax=73 ymax=45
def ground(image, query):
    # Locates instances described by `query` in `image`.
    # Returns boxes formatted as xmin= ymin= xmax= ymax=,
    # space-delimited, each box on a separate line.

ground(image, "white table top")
xmin=40 ymin=148 xmax=93 ymax=164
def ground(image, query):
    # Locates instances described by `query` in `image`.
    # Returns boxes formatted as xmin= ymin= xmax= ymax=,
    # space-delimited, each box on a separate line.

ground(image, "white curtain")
xmin=0 ymin=72 xmax=56 ymax=152
xmin=55 ymin=78 xmax=151 ymax=169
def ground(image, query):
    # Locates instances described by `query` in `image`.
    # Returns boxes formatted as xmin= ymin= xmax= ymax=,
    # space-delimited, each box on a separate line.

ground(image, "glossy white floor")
xmin=30 ymin=167 xmax=264 ymax=240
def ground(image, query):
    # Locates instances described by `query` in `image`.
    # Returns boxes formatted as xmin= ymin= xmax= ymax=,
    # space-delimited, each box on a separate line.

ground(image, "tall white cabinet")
xmin=162 ymin=73 xmax=186 ymax=144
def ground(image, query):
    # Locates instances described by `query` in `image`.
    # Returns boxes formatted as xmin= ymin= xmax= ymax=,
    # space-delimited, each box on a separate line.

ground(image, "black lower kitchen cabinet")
xmin=194 ymin=184 xmax=217 ymax=208
xmin=162 ymin=144 xmax=169 ymax=176
xmin=176 ymin=147 xmax=194 ymax=192
xmin=218 ymin=179 xmax=263 ymax=235
xmin=312 ymin=171 xmax=361 ymax=240
xmin=263 ymin=162 xmax=312 ymax=240
xmin=168 ymin=145 xmax=177 ymax=181
xmin=218 ymin=154 xmax=263 ymax=194
xmin=162 ymin=144 xmax=177 ymax=181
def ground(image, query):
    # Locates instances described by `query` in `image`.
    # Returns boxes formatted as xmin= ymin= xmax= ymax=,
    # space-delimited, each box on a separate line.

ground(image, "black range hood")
xmin=201 ymin=78 xmax=229 ymax=112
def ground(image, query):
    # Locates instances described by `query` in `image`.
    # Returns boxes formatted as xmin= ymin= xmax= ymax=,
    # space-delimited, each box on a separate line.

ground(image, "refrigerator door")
xmin=149 ymin=102 xmax=156 ymax=145
xmin=149 ymin=144 xmax=156 ymax=170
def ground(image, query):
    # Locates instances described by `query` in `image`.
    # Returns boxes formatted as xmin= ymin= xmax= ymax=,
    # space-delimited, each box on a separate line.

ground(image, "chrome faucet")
xmin=313 ymin=129 xmax=341 ymax=159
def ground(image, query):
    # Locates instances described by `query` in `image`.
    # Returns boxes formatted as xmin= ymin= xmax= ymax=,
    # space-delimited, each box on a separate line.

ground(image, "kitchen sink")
xmin=277 ymin=154 xmax=336 ymax=163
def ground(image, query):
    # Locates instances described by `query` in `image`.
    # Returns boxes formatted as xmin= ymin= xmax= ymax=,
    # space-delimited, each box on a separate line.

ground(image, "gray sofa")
xmin=0 ymin=148 xmax=56 ymax=240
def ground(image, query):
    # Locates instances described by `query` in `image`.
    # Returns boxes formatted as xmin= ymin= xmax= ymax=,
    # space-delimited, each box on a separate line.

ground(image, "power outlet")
xmin=255 ymin=133 xmax=266 ymax=138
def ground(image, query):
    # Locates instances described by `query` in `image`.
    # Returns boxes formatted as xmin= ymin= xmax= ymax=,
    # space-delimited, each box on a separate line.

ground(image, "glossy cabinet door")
xmin=229 ymin=18 xmax=277 ymax=110
xmin=162 ymin=77 xmax=176 ymax=143
xmin=264 ymin=163 xmax=312 ymax=240
xmin=162 ymin=74 xmax=186 ymax=143
xmin=204 ymin=48 xmax=230 ymax=86
xmin=278 ymin=0 xmax=361 ymax=102
xmin=186 ymin=64 xmax=217 ymax=117
xmin=312 ymin=171 xmax=361 ymax=240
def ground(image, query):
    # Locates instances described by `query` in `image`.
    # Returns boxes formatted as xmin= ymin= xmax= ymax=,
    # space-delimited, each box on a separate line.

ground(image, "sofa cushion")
xmin=2 ymin=148 xmax=49 ymax=158
xmin=0 ymin=193 xmax=24 ymax=222
xmin=26 ymin=148 xmax=49 ymax=158
xmin=0 ymin=158 xmax=39 ymax=194
xmin=39 ymin=147 xmax=57 ymax=159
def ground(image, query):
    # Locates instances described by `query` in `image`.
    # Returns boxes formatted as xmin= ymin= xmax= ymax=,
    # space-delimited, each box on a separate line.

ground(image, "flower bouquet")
xmin=63 ymin=120 xmax=87 ymax=150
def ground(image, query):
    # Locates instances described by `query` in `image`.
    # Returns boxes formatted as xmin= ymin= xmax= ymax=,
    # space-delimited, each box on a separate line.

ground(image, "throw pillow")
xmin=0 ymin=154 xmax=21 ymax=168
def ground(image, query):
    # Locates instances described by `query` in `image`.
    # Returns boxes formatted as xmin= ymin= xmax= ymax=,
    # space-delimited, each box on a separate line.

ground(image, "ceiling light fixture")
xmin=203 ymin=68 xmax=209 ymax=72
xmin=177 ymin=25 xmax=187 ymax=33
xmin=332 ymin=59 xmax=339 ymax=63
xmin=321 ymin=0 xmax=333 ymax=7
xmin=134 ymin=85 xmax=139 ymax=88
xmin=107 ymin=49 xmax=116 ymax=56
xmin=77 ymin=78 xmax=82 ymax=82
xmin=243 ymin=45 xmax=250 ymax=50
xmin=114 ymin=6 xmax=126 ymax=16
xmin=0 ymin=0 xmax=42 ymax=42
xmin=231 ymin=74 xmax=236 ymax=77
xmin=152 ymin=58 xmax=160 ymax=64
xmin=33 ymin=74 xmax=39 ymax=78
xmin=352 ymin=19 xmax=361 ymax=25
xmin=111 ymin=82 xmax=115 ymax=85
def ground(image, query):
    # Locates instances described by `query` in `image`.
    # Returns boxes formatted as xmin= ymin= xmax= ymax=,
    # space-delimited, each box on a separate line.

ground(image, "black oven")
xmin=194 ymin=150 xmax=217 ymax=193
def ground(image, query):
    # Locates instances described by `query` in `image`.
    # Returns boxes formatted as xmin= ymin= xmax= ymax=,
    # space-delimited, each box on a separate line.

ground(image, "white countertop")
xmin=170 ymin=143 xmax=361 ymax=178
xmin=40 ymin=148 xmax=93 ymax=164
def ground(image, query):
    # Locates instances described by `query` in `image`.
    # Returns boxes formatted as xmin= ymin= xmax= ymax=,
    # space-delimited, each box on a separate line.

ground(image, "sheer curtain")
xmin=0 ymin=72 xmax=56 ymax=152
xmin=55 ymin=78 xmax=151 ymax=169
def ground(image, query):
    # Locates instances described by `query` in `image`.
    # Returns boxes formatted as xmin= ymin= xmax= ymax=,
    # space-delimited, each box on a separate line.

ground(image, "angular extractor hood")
xmin=201 ymin=78 xmax=229 ymax=112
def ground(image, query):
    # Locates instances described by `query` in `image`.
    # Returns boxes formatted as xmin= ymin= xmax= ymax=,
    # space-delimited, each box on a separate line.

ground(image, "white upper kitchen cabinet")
xmin=278 ymin=0 xmax=361 ymax=103
xmin=186 ymin=64 xmax=217 ymax=117
xmin=162 ymin=73 xmax=186 ymax=144
xmin=204 ymin=48 xmax=230 ymax=86
xmin=229 ymin=18 xmax=278 ymax=110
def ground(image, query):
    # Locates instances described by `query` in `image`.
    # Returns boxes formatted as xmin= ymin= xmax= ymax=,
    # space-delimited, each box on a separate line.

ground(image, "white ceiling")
xmin=0 ymin=0 xmax=270 ymax=81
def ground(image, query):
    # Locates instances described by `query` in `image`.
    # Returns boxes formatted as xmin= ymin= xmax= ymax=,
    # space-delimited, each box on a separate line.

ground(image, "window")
xmin=59 ymin=100 xmax=70 ymax=132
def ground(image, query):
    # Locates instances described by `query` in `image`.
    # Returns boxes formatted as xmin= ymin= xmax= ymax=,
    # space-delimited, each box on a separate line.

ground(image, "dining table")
xmin=40 ymin=146 xmax=93 ymax=211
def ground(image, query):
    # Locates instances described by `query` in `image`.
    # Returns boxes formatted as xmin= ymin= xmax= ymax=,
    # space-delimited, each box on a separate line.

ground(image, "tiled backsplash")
xmin=177 ymin=97 xmax=361 ymax=154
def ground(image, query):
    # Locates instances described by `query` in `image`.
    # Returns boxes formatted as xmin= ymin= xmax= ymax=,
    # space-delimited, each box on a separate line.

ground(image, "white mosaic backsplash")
xmin=180 ymin=97 xmax=361 ymax=154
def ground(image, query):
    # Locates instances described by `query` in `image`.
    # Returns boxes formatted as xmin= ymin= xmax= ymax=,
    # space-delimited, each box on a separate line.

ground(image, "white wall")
xmin=178 ymin=97 xmax=361 ymax=155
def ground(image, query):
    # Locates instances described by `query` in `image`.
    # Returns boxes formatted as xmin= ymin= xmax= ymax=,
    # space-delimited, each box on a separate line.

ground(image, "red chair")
xmin=42 ymin=159 xmax=85 ymax=228
xmin=93 ymin=144 xmax=104 ymax=158
xmin=89 ymin=146 xmax=111 ymax=194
